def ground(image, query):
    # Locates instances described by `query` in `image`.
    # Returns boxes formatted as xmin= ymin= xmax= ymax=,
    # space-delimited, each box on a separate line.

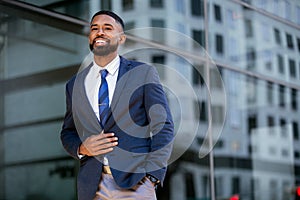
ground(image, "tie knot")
xmin=100 ymin=69 xmax=108 ymax=79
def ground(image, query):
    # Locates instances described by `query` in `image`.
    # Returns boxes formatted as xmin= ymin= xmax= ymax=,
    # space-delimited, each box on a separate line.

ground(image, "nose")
xmin=96 ymin=28 xmax=105 ymax=36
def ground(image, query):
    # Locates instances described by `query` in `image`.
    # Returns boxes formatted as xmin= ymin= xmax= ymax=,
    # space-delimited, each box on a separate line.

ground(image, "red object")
xmin=297 ymin=186 xmax=300 ymax=196
xmin=230 ymin=194 xmax=239 ymax=200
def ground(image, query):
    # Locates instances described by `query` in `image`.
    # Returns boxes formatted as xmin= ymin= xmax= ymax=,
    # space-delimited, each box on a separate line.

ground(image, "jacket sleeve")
xmin=60 ymin=79 xmax=82 ymax=160
xmin=143 ymin=66 xmax=174 ymax=182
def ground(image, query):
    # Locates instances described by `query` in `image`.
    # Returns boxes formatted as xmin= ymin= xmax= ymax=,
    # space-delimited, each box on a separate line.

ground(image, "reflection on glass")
xmin=0 ymin=0 xmax=299 ymax=200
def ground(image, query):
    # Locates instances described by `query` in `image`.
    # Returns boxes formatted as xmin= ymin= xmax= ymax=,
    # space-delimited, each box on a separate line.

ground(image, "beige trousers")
xmin=93 ymin=173 xmax=157 ymax=200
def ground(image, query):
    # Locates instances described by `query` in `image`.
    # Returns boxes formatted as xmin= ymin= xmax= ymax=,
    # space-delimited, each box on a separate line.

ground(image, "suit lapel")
xmin=73 ymin=63 xmax=102 ymax=137
xmin=74 ymin=57 xmax=132 ymax=132
xmin=106 ymin=57 xmax=132 ymax=125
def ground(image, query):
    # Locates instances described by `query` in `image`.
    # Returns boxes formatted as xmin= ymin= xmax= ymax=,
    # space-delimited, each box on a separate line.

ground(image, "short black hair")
xmin=91 ymin=10 xmax=125 ymax=30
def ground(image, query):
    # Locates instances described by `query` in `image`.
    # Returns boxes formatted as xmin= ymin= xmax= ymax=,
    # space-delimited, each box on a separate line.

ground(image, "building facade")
xmin=0 ymin=0 xmax=299 ymax=199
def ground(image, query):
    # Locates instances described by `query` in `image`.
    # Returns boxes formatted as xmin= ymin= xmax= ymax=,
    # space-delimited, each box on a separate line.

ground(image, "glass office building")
xmin=0 ymin=0 xmax=299 ymax=199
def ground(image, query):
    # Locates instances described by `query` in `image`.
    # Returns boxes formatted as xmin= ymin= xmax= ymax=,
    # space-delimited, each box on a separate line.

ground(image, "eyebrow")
xmin=90 ymin=23 xmax=114 ymax=28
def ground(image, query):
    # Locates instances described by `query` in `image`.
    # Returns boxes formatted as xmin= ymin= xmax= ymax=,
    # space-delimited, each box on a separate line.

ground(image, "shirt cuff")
xmin=77 ymin=148 xmax=85 ymax=159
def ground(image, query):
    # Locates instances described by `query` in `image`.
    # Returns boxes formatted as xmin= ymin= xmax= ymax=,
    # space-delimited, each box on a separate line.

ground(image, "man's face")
xmin=89 ymin=15 xmax=125 ymax=56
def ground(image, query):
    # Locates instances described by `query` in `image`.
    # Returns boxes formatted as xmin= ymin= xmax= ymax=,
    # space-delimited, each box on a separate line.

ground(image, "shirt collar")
xmin=92 ymin=55 xmax=120 ymax=77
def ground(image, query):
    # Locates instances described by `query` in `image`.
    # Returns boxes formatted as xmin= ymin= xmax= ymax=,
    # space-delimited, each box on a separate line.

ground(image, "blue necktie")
xmin=98 ymin=69 xmax=109 ymax=128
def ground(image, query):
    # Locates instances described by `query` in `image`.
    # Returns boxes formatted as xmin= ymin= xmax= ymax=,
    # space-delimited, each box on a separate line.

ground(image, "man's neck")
xmin=94 ymin=53 xmax=118 ymax=67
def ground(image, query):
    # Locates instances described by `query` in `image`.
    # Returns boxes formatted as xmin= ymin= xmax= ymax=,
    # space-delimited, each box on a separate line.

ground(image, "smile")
xmin=95 ymin=40 xmax=107 ymax=44
xmin=94 ymin=39 xmax=108 ymax=46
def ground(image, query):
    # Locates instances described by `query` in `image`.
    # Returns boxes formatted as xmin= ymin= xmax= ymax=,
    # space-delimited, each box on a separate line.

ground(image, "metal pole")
xmin=203 ymin=0 xmax=216 ymax=200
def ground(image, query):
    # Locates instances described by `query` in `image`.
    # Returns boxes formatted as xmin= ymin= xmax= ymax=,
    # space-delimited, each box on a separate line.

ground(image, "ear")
xmin=119 ymin=34 xmax=126 ymax=44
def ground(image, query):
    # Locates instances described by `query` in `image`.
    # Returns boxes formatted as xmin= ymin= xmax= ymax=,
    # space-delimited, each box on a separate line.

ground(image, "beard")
xmin=89 ymin=40 xmax=118 ymax=56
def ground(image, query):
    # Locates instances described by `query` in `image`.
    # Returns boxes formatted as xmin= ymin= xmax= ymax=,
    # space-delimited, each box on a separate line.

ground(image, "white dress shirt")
xmin=79 ymin=56 xmax=120 ymax=161
xmin=84 ymin=56 xmax=120 ymax=121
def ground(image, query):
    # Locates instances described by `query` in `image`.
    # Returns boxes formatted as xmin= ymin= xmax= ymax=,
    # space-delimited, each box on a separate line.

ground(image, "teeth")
xmin=95 ymin=40 xmax=106 ymax=44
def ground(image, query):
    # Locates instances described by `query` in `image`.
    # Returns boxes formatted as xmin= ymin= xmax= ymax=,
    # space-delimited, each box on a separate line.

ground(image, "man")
xmin=60 ymin=10 xmax=174 ymax=200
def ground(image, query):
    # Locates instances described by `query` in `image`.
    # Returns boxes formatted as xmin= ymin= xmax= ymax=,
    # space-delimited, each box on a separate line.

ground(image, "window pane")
xmin=192 ymin=29 xmax=205 ymax=48
xmin=289 ymin=59 xmax=296 ymax=78
xmin=267 ymin=81 xmax=274 ymax=105
xmin=216 ymin=34 xmax=223 ymax=54
xmin=286 ymin=33 xmax=294 ymax=49
xmin=277 ymin=54 xmax=285 ymax=74
xmin=191 ymin=0 xmax=204 ymax=16
xmin=291 ymin=88 xmax=298 ymax=110
xmin=274 ymin=28 xmax=281 ymax=45
xmin=151 ymin=19 xmax=165 ymax=43
xmin=293 ymin=122 xmax=299 ymax=140
xmin=245 ymin=19 xmax=253 ymax=38
xmin=214 ymin=4 xmax=222 ymax=22
xmin=150 ymin=0 xmax=163 ymax=8
xmin=122 ymin=0 xmax=134 ymax=11
xmin=185 ymin=173 xmax=196 ymax=198
xmin=279 ymin=85 xmax=285 ymax=108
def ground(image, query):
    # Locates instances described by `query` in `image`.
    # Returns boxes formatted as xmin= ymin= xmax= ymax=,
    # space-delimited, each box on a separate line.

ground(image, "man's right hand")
xmin=79 ymin=132 xmax=118 ymax=156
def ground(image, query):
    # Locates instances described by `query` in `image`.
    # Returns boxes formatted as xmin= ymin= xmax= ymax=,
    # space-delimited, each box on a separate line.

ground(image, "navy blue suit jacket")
xmin=60 ymin=56 xmax=174 ymax=200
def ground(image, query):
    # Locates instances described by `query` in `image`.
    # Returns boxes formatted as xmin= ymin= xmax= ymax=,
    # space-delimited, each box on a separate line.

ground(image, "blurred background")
xmin=0 ymin=0 xmax=299 ymax=199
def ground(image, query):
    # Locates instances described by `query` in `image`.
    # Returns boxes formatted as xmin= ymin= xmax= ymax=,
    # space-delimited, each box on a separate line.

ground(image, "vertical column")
xmin=0 ymin=94 xmax=4 ymax=199
xmin=89 ymin=0 xmax=101 ymax=19
xmin=0 ymin=24 xmax=6 ymax=199
xmin=203 ymin=0 xmax=216 ymax=200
